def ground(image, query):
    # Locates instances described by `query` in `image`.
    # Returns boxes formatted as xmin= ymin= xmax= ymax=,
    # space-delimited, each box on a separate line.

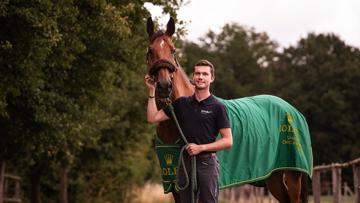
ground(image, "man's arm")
xmin=147 ymin=96 xmax=169 ymax=123
xmin=186 ymin=128 xmax=233 ymax=156
xmin=145 ymin=75 xmax=170 ymax=124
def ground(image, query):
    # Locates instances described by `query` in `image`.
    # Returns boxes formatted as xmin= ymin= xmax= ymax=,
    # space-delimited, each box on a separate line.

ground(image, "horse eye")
xmin=147 ymin=48 xmax=153 ymax=61
xmin=147 ymin=47 xmax=153 ymax=55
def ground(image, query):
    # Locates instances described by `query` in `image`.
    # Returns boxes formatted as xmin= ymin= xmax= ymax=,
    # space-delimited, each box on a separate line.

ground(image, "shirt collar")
xmin=190 ymin=94 xmax=214 ymax=105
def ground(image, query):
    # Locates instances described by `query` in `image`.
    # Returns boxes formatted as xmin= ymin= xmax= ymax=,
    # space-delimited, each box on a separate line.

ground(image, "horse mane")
xmin=171 ymin=64 xmax=194 ymax=99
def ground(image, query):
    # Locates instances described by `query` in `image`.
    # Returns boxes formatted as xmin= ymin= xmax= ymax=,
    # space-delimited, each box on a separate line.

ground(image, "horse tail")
xmin=300 ymin=173 xmax=309 ymax=203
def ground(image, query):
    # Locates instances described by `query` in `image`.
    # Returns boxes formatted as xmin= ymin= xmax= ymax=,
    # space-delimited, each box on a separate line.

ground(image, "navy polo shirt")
xmin=163 ymin=94 xmax=230 ymax=145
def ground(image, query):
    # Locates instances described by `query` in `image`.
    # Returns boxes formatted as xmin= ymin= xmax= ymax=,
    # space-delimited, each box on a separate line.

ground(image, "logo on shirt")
xmin=201 ymin=110 xmax=213 ymax=114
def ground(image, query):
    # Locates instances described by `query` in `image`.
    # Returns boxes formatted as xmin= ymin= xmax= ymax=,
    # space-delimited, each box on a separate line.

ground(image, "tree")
xmin=182 ymin=23 xmax=278 ymax=98
xmin=0 ymin=0 xmax=184 ymax=202
xmin=273 ymin=33 xmax=360 ymax=164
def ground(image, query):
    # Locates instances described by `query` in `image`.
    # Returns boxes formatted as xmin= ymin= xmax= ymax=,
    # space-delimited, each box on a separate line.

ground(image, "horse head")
xmin=146 ymin=17 xmax=179 ymax=104
xmin=145 ymin=17 xmax=194 ymax=145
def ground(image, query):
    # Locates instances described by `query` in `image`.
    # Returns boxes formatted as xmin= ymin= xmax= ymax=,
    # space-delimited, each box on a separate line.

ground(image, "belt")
xmin=184 ymin=152 xmax=216 ymax=159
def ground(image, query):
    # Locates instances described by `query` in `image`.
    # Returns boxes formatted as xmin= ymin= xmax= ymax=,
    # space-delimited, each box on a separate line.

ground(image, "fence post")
xmin=15 ymin=179 xmax=21 ymax=200
xmin=312 ymin=170 xmax=321 ymax=203
xmin=332 ymin=165 xmax=341 ymax=203
xmin=354 ymin=164 xmax=360 ymax=203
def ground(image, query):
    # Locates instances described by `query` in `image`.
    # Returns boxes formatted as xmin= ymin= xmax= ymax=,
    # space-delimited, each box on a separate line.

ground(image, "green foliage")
xmin=0 ymin=0 xmax=182 ymax=202
xmin=273 ymin=33 xmax=360 ymax=164
xmin=182 ymin=23 xmax=278 ymax=98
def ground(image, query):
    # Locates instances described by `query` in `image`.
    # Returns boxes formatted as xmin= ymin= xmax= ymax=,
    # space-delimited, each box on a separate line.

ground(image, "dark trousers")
xmin=177 ymin=153 xmax=219 ymax=203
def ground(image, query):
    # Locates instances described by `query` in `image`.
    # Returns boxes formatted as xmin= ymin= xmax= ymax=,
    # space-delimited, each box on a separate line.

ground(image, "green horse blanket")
xmin=155 ymin=94 xmax=313 ymax=192
xmin=215 ymin=95 xmax=313 ymax=189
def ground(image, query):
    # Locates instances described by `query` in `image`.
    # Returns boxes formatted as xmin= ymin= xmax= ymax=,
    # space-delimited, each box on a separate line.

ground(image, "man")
xmin=145 ymin=59 xmax=233 ymax=203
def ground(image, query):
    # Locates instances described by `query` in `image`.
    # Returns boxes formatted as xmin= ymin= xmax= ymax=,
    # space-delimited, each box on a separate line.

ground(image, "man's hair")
xmin=194 ymin=59 xmax=215 ymax=76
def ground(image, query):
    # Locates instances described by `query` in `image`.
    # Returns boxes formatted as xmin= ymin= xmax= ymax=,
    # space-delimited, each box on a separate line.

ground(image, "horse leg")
xmin=284 ymin=170 xmax=302 ymax=203
xmin=266 ymin=170 xmax=290 ymax=203
xmin=172 ymin=191 xmax=181 ymax=203
xmin=300 ymin=174 xmax=308 ymax=203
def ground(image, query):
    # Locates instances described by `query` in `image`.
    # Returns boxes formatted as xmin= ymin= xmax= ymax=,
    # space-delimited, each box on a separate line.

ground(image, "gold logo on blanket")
xmin=286 ymin=113 xmax=293 ymax=123
xmin=164 ymin=154 xmax=174 ymax=166
xmin=280 ymin=112 xmax=303 ymax=153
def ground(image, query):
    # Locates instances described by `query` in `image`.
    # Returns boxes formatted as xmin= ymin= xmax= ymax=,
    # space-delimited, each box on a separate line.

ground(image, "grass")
xmin=218 ymin=195 xmax=355 ymax=203
xmin=133 ymin=183 xmax=356 ymax=203
xmin=308 ymin=195 xmax=355 ymax=203
xmin=132 ymin=182 xmax=173 ymax=203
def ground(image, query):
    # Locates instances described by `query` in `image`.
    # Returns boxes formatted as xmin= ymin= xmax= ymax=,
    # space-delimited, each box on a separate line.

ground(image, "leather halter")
xmin=148 ymin=59 xmax=177 ymax=76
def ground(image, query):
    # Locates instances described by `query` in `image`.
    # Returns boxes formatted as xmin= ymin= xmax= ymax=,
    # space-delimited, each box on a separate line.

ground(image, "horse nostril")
xmin=156 ymin=81 xmax=167 ymax=89
xmin=155 ymin=80 xmax=172 ymax=92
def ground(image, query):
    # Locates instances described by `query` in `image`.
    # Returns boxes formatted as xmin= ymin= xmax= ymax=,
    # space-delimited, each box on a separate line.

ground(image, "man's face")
xmin=192 ymin=65 xmax=214 ymax=90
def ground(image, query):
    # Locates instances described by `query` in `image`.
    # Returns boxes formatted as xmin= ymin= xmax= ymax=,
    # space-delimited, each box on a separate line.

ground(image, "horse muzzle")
xmin=148 ymin=59 xmax=176 ymax=100
xmin=155 ymin=79 xmax=172 ymax=99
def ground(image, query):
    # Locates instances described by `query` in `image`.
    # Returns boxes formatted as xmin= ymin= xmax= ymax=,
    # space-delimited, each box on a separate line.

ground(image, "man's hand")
xmin=144 ymin=74 xmax=155 ymax=91
xmin=186 ymin=143 xmax=204 ymax=156
xmin=186 ymin=128 xmax=232 ymax=155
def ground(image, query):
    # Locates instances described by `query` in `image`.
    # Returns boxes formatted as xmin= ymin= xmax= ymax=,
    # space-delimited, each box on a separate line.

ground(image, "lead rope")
xmin=168 ymin=104 xmax=197 ymax=203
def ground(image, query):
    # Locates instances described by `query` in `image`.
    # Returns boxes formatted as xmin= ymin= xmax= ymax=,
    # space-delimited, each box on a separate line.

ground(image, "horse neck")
xmin=157 ymin=67 xmax=193 ymax=144
xmin=171 ymin=67 xmax=194 ymax=100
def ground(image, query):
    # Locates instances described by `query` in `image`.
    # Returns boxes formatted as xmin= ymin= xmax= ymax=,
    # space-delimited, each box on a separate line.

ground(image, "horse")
xmin=145 ymin=17 xmax=312 ymax=203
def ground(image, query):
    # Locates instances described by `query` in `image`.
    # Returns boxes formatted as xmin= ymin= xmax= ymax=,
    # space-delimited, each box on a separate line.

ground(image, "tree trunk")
xmin=0 ymin=160 xmax=5 ymax=203
xmin=31 ymin=165 xmax=43 ymax=203
xmin=59 ymin=166 xmax=68 ymax=203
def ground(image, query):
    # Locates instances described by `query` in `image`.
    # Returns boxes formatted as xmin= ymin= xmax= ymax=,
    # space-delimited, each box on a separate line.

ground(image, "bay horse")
xmin=145 ymin=17 xmax=311 ymax=203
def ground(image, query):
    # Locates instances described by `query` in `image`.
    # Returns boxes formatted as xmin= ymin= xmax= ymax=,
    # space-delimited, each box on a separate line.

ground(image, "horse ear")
xmin=147 ymin=17 xmax=154 ymax=38
xmin=166 ymin=17 xmax=175 ymax=37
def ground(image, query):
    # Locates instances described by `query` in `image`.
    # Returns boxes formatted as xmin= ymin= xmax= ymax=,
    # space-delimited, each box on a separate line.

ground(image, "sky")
xmin=145 ymin=0 xmax=360 ymax=49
